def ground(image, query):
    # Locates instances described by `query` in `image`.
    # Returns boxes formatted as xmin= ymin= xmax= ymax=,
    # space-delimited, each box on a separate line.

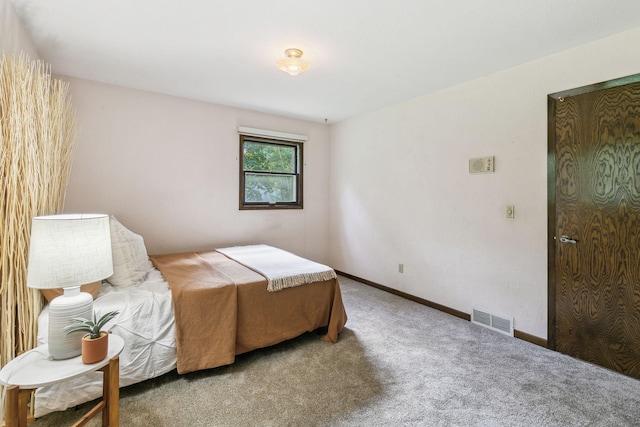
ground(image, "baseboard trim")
xmin=513 ymin=329 xmax=547 ymax=347
xmin=336 ymin=270 xmax=470 ymax=321
xmin=336 ymin=270 xmax=548 ymax=348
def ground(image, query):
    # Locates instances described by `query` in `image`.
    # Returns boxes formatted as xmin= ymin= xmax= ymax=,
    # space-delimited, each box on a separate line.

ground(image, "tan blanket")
xmin=150 ymin=251 xmax=347 ymax=374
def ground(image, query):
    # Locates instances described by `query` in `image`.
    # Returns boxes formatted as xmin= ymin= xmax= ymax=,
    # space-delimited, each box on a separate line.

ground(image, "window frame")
xmin=239 ymin=134 xmax=303 ymax=210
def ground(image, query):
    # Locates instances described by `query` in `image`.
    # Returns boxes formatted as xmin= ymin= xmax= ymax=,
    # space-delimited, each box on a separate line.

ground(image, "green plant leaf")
xmin=63 ymin=310 xmax=119 ymax=339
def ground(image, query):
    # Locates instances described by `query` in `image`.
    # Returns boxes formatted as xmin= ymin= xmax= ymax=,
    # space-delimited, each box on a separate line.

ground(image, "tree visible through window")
xmin=240 ymin=135 xmax=303 ymax=209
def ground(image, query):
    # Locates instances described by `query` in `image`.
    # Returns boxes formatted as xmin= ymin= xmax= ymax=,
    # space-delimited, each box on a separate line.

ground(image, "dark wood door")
xmin=548 ymin=75 xmax=640 ymax=379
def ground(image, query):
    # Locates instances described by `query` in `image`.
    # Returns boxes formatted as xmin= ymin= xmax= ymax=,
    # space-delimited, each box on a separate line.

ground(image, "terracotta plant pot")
xmin=81 ymin=331 xmax=109 ymax=364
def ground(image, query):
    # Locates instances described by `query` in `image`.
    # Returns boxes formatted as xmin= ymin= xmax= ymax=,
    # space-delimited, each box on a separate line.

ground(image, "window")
xmin=239 ymin=135 xmax=303 ymax=209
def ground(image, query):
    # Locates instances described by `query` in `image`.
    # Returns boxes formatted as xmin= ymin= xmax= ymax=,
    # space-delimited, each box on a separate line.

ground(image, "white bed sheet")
xmin=34 ymin=267 xmax=177 ymax=418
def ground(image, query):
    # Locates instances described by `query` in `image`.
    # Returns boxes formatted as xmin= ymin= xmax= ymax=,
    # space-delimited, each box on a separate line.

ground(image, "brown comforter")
xmin=150 ymin=251 xmax=347 ymax=374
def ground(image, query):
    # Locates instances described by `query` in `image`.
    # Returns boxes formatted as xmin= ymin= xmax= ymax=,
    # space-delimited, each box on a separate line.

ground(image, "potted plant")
xmin=64 ymin=310 xmax=119 ymax=364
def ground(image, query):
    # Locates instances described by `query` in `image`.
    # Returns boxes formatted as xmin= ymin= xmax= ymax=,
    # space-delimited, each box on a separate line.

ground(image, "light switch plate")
xmin=506 ymin=205 xmax=515 ymax=218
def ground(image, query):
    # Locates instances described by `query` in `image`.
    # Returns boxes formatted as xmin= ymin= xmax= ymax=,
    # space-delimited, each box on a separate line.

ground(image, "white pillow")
xmin=106 ymin=216 xmax=152 ymax=288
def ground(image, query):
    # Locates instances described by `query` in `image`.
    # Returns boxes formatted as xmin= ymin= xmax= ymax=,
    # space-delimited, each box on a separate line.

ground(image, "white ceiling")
xmin=9 ymin=0 xmax=640 ymax=123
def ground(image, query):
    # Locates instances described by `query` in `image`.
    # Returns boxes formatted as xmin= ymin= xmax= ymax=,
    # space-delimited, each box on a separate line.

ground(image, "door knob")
xmin=559 ymin=235 xmax=577 ymax=244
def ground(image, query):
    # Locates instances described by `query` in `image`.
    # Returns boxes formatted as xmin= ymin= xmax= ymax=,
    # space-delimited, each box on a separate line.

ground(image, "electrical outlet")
xmin=399 ymin=263 xmax=404 ymax=273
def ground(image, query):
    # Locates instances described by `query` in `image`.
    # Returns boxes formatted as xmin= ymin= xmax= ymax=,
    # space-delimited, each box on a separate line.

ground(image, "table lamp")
xmin=26 ymin=214 xmax=113 ymax=359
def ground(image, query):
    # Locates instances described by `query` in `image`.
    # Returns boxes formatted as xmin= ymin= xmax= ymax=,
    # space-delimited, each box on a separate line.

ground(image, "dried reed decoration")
xmin=0 ymin=53 xmax=77 ymax=367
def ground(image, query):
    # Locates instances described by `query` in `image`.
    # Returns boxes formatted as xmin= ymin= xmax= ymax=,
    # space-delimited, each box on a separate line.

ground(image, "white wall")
xmin=63 ymin=78 xmax=332 ymax=264
xmin=329 ymin=27 xmax=640 ymax=340
xmin=0 ymin=0 xmax=38 ymax=56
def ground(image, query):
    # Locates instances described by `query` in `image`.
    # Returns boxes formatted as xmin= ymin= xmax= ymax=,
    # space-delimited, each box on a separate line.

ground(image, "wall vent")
xmin=472 ymin=308 xmax=514 ymax=337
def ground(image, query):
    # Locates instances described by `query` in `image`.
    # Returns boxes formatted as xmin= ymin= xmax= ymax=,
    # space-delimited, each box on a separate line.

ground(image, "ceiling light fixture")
xmin=277 ymin=48 xmax=310 ymax=76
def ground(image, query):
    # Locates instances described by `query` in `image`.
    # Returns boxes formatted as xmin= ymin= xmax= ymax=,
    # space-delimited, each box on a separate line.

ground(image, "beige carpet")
xmin=32 ymin=275 xmax=640 ymax=426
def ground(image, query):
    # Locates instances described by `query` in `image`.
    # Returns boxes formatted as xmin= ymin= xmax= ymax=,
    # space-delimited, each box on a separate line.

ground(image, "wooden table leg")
xmin=4 ymin=385 xmax=19 ymax=427
xmin=17 ymin=390 xmax=31 ymax=427
xmin=100 ymin=355 xmax=119 ymax=427
xmin=3 ymin=386 xmax=31 ymax=427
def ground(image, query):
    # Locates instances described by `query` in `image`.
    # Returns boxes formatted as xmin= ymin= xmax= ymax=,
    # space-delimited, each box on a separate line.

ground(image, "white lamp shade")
xmin=27 ymin=214 xmax=113 ymax=289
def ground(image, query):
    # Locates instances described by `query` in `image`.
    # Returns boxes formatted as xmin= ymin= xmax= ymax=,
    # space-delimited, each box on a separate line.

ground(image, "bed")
xmin=34 ymin=217 xmax=347 ymax=417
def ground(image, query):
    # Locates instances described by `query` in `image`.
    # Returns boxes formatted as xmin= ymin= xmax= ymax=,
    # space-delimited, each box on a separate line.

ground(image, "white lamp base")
xmin=48 ymin=286 xmax=93 ymax=359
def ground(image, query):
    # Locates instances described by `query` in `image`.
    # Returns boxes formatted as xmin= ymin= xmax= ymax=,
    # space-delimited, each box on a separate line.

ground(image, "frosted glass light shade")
xmin=277 ymin=48 xmax=310 ymax=76
xmin=27 ymin=214 xmax=113 ymax=289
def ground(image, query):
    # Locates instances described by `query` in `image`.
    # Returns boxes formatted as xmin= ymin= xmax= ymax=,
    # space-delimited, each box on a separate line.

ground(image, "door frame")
xmin=547 ymin=73 xmax=640 ymax=350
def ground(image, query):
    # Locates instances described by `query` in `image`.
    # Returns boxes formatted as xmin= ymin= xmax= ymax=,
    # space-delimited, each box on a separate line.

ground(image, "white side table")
xmin=0 ymin=334 xmax=124 ymax=427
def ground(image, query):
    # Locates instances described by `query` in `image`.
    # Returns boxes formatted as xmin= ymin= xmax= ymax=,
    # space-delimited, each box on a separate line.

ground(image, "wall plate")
xmin=469 ymin=156 xmax=494 ymax=174
xmin=506 ymin=205 xmax=515 ymax=218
